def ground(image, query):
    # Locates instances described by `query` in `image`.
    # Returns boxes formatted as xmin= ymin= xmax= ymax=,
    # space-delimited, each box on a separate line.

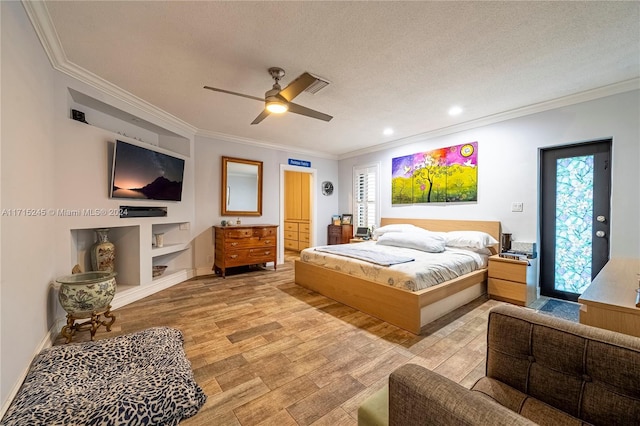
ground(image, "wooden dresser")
xmin=284 ymin=221 xmax=310 ymax=251
xmin=213 ymin=224 xmax=277 ymax=278
xmin=328 ymin=224 xmax=353 ymax=245
xmin=284 ymin=171 xmax=311 ymax=251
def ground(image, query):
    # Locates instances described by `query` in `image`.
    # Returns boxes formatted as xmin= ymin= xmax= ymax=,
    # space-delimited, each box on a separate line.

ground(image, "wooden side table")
xmin=488 ymin=255 xmax=538 ymax=306
xmin=349 ymin=238 xmax=366 ymax=243
xmin=328 ymin=224 xmax=353 ymax=245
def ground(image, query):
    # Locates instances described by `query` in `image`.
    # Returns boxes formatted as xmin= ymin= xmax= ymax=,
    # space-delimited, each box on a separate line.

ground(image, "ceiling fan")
xmin=204 ymin=67 xmax=332 ymax=125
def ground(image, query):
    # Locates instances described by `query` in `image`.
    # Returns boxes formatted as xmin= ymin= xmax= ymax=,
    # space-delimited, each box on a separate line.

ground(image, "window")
xmin=353 ymin=163 xmax=379 ymax=228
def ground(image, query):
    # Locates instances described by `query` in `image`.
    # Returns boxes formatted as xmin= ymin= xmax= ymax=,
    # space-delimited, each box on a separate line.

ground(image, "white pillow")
xmin=445 ymin=231 xmax=498 ymax=250
xmin=376 ymin=231 xmax=446 ymax=253
xmin=372 ymin=224 xmax=424 ymax=240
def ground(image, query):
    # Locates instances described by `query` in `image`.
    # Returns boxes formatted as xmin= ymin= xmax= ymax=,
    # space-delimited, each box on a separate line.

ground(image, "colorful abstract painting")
xmin=391 ymin=142 xmax=478 ymax=204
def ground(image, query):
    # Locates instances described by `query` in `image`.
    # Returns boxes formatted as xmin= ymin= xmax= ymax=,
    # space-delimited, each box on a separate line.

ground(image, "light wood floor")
xmin=55 ymin=253 xmax=507 ymax=425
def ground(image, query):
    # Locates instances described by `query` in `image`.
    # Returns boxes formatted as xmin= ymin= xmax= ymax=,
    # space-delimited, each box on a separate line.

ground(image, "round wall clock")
xmin=321 ymin=181 xmax=334 ymax=196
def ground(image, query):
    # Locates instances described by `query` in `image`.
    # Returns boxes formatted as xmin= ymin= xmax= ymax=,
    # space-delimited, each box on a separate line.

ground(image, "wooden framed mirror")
xmin=221 ymin=156 xmax=263 ymax=216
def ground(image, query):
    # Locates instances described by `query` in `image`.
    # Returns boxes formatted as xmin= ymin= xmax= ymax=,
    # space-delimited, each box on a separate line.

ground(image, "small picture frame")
xmin=332 ymin=215 xmax=341 ymax=226
xmin=341 ymin=214 xmax=353 ymax=225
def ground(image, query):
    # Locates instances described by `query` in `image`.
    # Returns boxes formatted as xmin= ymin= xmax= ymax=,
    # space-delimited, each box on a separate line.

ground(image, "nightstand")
xmin=349 ymin=238 xmax=365 ymax=243
xmin=328 ymin=224 xmax=353 ymax=245
xmin=488 ymin=255 xmax=538 ymax=306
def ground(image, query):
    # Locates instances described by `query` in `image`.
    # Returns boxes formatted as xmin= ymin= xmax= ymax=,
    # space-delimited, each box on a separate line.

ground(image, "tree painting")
xmin=392 ymin=142 xmax=478 ymax=204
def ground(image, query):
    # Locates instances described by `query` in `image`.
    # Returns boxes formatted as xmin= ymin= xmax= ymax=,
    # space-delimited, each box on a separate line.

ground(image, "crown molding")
xmin=22 ymin=1 xmax=198 ymax=137
xmin=22 ymin=1 xmax=638 ymax=162
xmin=196 ymin=129 xmax=338 ymax=160
xmin=22 ymin=0 xmax=333 ymax=158
xmin=339 ymin=78 xmax=640 ymax=159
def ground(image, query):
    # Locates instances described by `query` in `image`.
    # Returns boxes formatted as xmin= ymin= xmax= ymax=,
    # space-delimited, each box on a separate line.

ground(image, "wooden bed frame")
xmin=294 ymin=218 xmax=501 ymax=334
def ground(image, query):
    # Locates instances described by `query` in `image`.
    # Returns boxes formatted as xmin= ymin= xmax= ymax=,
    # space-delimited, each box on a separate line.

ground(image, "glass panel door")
xmin=540 ymin=140 xmax=611 ymax=301
xmin=554 ymin=155 xmax=594 ymax=294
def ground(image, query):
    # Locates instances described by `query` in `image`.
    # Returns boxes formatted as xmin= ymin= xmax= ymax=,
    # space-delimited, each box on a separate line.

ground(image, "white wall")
xmin=1 ymin=2 xmax=198 ymax=411
xmin=193 ymin=135 xmax=339 ymax=274
xmin=339 ymin=90 xmax=640 ymax=257
xmin=1 ymin=0 xmax=57 ymax=408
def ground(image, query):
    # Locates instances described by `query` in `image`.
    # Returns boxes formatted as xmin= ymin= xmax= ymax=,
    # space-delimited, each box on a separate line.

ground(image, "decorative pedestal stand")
xmin=61 ymin=306 xmax=117 ymax=344
xmin=56 ymin=271 xmax=117 ymax=343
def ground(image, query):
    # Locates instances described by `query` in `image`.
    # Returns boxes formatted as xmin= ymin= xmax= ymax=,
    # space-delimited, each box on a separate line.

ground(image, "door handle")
xmin=596 ymin=230 xmax=606 ymax=238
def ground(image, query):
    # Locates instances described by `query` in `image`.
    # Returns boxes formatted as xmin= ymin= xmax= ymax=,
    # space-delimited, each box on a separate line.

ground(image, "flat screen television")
xmin=110 ymin=140 xmax=185 ymax=201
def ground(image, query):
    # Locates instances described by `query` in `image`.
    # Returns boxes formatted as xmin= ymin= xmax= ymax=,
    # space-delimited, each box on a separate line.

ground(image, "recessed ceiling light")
xmin=448 ymin=106 xmax=463 ymax=116
xmin=383 ymin=127 xmax=394 ymax=136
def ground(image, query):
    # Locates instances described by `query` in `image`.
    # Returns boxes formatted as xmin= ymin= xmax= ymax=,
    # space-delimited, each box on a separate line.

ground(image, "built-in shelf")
xmin=71 ymin=221 xmax=193 ymax=291
xmin=151 ymin=243 xmax=190 ymax=257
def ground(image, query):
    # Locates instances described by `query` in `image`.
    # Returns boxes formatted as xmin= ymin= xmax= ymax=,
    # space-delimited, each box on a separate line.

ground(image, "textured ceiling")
xmin=43 ymin=1 xmax=639 ymax=157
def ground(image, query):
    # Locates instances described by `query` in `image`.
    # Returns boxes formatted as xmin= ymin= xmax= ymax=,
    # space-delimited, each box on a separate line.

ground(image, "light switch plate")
xmin=511 ymin=202 xmax=524 ymax=212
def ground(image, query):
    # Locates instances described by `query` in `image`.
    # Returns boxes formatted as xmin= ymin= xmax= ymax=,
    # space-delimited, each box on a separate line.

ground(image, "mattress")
xmin=299 ymin=241 xmax=488 ymax=292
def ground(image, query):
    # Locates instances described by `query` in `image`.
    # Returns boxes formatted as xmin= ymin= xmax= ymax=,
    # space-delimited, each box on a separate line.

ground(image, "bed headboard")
xmin=380 ymin=218 xmax=502 ymax=252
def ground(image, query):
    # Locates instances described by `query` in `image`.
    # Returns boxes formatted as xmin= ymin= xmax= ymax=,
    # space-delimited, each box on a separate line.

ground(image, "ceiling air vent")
xmin=304 ymin=74 xmax=330 ymax=94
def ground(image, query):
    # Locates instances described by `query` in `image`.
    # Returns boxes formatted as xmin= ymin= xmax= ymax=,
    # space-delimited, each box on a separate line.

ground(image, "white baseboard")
xmin=0 ymin=317 xmax=66 ymax=419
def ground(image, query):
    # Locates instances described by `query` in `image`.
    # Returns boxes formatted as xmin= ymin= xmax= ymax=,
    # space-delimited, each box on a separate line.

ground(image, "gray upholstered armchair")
xmin=358 ymin=304 xmax=640 ymax=425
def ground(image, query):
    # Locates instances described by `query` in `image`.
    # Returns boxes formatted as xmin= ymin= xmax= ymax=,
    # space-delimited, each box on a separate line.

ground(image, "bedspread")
xmin=300 ymin=241 xmax=487 ymax=291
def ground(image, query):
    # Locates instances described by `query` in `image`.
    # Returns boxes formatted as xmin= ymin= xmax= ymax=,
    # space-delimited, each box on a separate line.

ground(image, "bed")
xmin=294 ymin=218 xmax=501 ymax=334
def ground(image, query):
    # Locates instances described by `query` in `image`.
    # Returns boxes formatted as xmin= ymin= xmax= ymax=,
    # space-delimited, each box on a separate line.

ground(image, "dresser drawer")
xmin=284 ymin=230 xmax=299 ymax=240
xmin=328 ymin=227 xmax=342 ymax=236
xmin=225 ymin=237 xmax=275 ymax=250
xmin=284 ymin=222 xmax=299 ymax=232
xmin=299 ymin=232 xmax=309 ymax=243
xmin=223 ymin=228 xmax=254 ymax=239
xmin=223 ymin=247 xmax=275 ymax=266
xmin=300 ymin=223 xmax=310 ymax=233
xmin=298 ymin=241 xmax=310 ymax=250
xmin=253 ymin=226 xmax=277 ymax=238
xmin=490 ymin=259 xmax=529 ymax=282
xmin=488 ymin=278 xmax=527 ymax=306
xmin=284 ymin=239 xmax=298 ymax=250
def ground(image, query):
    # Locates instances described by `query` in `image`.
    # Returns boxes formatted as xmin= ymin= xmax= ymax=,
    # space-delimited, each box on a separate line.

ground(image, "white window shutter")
xmin=353 ymin=164 xmax=379 ymax=228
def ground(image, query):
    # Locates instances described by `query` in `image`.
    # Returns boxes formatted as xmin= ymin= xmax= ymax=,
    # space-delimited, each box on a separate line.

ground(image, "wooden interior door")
xmin=284 ymin=171 xmax=302 ymax=220
xmin=301 ymin=172 xmax=310 ymax=221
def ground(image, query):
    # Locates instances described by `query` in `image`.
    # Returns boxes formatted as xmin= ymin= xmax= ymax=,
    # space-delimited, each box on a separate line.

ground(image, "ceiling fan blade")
xmin=251 ymin=109 xmax=271 ymax=125
xmin=288 ymin=102 xmax=333 ymax=122
xmin=203 ymin=86 xmax=264 ymax=102
xmin=278 ymin=72 xmax=316 ymax=102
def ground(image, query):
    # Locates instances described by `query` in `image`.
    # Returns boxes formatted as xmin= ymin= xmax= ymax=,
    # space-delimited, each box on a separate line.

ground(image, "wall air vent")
xmin=304 ymin=74 xmax=331 ymax=94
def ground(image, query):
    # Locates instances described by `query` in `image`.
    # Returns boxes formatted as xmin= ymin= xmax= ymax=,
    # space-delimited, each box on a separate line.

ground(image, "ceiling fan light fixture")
xmin=266 ymin=100 xmax=288 ymax=114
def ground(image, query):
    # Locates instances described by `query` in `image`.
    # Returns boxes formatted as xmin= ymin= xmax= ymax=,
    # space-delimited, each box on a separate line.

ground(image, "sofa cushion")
xmin=487 ymin=305 xmax=640 ymax=425
xmin=472 ymin=377 xmax=585 ymax=426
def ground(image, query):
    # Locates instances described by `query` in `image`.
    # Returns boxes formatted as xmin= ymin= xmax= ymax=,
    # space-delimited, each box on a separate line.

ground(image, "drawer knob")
xmin=230 ymin=255 xmax=238 ymax=259
xmin=265 ymin=251 xmax=271 ymax=255
xmin=264 ymin=240 xmax=271 ymax=244
xmin=231 ymin=242 xmax=238 ymax=246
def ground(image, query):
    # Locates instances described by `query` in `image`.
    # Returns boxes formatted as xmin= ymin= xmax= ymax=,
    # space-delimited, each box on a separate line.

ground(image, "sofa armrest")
xmin=389 ymin=364 xmax=536 ymax=426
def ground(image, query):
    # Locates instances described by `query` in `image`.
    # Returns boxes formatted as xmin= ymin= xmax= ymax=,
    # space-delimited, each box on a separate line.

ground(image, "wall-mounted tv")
xmin=110 ymin=140 xmax=185 ymax=202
